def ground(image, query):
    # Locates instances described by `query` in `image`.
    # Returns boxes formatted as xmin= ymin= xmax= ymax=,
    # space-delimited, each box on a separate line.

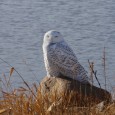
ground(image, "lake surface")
xmin=0 ymin=0 xmax=115 ymax=91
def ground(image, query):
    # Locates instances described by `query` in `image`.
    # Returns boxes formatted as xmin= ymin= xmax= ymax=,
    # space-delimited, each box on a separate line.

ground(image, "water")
xmin=0 ymin=0 xmax=115 ymax=90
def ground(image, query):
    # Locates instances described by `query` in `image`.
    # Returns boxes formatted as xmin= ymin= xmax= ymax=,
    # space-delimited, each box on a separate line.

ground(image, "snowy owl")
xmin=43 ymin=30 xmax=90 ymax=84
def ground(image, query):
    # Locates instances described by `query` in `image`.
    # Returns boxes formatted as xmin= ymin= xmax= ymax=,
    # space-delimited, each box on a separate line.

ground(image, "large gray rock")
xmin=38 ymin=76 xmax=111 ymax=111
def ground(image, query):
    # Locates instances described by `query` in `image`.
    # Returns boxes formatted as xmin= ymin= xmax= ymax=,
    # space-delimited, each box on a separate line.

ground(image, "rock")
xmin=38 ymin=76 xmax=111 ymax=112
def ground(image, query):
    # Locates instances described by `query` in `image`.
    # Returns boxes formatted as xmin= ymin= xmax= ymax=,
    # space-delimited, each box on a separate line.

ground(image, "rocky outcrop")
xmin=38 ymin=76 xmax=111 ymax=112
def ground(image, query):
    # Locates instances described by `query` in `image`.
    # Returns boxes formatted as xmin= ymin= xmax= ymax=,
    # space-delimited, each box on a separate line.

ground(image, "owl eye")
xmin=47 ymin=35 xmax=49 ymax=38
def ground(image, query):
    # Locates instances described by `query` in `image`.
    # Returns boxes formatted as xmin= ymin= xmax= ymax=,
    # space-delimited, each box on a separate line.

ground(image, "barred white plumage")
xmin=43 ymin=30 xmax=90 ymax=84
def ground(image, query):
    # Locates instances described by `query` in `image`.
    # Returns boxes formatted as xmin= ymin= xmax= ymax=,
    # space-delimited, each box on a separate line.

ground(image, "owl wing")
xmin=48 ymin=41 xmax=89 ymax=82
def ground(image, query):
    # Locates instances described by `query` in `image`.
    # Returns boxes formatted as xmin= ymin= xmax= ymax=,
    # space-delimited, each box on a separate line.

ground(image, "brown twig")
xmin=102 ymin=47 xmax=106 ymax=90
xmin=0 ymin=58 xmax=37 ymax=99
xmin=88 ymin=60 xmax=101 ymax=88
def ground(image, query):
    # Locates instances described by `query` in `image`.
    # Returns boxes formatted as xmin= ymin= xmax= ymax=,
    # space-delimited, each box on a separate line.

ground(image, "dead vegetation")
xmin=0 ymin=84 xmax=114 ymax=115
xmin=0 ymin=66 xmax=114 ymax=115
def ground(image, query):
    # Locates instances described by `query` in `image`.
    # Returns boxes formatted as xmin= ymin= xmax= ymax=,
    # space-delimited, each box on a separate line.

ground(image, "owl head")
xmin=43 ymin=30 xmax=64 ymax=44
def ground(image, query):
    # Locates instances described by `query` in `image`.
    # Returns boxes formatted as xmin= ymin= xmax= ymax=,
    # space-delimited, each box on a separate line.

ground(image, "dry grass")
xmin=0 ymin=74 xmax=114 ymax=115
xmin=0 ymin=89 xmax=115 ymax=115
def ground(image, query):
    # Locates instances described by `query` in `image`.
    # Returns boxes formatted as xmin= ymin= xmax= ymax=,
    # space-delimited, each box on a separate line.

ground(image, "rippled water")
xmin=0 ymin=0 xmax=115 ymax=90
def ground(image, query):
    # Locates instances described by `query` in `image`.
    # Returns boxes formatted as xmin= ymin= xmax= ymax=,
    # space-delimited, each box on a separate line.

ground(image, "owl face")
xmin=44 ymin=30 xmax=64 ymax=44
